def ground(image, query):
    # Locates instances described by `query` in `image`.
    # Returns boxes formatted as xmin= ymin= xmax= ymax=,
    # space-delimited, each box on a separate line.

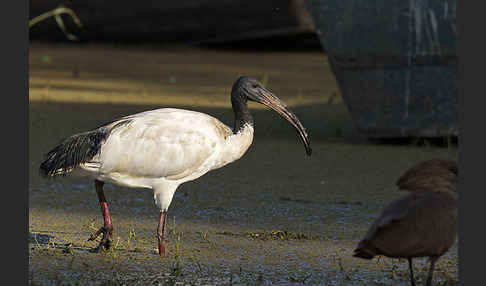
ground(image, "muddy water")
xmin=29 ymin=43 xmax=458 ymax=285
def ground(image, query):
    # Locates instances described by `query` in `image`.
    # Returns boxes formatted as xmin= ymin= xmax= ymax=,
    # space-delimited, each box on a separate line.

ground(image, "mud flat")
xmin=29 ymin=43 xmax=458 ymax=285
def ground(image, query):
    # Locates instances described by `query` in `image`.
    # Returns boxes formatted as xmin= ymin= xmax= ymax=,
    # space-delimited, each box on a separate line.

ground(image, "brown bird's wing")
xmin=354 ymin=190 xmax=457 ymax=259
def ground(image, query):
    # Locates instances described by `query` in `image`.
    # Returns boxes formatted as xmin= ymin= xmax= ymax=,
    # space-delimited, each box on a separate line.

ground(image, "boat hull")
xmin=305 ymin=0 xmax=458 ymax=137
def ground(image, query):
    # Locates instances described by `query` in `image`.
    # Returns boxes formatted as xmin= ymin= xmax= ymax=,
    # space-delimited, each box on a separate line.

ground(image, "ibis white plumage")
xmin=40 ymin=76 xmax=312 ymax=256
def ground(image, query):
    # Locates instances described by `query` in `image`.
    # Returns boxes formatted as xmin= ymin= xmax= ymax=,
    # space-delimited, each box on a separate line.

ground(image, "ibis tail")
xmin=39 ymin=128 xmax=108 ymax=177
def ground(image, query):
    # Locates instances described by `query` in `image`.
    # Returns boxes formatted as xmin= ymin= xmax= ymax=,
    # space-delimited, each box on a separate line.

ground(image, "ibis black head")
xmin=231 ymin=76 xmax=312 ymax=156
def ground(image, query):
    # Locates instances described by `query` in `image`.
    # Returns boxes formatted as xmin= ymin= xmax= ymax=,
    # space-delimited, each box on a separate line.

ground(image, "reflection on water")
xmin=29 ymin=42 xmax=341 ymax=107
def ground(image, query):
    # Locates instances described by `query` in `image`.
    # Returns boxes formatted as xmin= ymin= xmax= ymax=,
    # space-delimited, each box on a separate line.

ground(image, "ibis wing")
xmin=95 ymin=108 xmax=228 ymax=180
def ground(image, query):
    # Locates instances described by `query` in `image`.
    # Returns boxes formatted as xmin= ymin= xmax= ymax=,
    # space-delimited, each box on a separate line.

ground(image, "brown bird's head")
xmin=396 ymin=159 xmax=457 ymax=193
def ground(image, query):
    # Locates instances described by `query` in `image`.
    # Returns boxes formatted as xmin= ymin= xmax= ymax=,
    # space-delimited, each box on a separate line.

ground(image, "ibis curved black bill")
xmin=253 ymin=88 xmax=312 ymax=156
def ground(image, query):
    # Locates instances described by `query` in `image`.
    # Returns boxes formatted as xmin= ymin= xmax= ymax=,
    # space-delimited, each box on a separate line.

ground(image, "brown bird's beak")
xmin=254 ymin=88 xmax=312 ymax=156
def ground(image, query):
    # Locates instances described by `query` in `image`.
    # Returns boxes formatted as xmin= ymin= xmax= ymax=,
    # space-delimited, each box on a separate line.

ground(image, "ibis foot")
xmin=90 ymin=180 xmax=114 ymax=252
xmin=88 ymin=226 xmax=113 ymax=252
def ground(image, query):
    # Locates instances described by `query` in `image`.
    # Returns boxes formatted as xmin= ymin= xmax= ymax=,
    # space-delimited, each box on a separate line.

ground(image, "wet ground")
xmin=29 ymin=43 xmax=458 ymax=285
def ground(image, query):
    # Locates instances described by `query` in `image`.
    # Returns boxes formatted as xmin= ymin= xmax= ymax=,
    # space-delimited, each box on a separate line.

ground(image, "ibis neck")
xmin=231 ymin=95 xmax=254 ymax=134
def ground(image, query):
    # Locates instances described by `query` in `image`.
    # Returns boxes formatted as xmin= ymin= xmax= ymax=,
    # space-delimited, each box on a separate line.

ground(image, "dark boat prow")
xmin=305 ymin=0 xmax=458 ymax=138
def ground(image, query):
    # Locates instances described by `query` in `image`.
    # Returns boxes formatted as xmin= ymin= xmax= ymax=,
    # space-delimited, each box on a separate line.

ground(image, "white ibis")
xmin=353 ymin=159 xmax=457 ymax=286
xmin=39 ymin=76 xmax=312 ymax=255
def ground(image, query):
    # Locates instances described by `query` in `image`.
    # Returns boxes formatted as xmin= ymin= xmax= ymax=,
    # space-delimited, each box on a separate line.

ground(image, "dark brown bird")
xmin=353 ymin=159 xmax=458 ymax=286
xmin=396 ymin=158 xmax=457 ymax=193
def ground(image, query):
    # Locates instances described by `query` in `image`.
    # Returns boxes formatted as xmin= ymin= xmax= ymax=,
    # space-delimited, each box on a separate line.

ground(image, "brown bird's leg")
xmin=157 ymin=210 xmax=168 ymax=256
xmin=408 ymin=258 xmax=416 ymax=286
xmin=88 ymin=180 xmax=114 ymax=252
xmin=426 ymin=256 xmax=438 ymax=286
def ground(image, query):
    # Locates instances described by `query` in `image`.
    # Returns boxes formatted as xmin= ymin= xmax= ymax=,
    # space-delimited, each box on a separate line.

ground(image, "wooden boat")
xmin=304 ymin=0 xmax=458 ymax=138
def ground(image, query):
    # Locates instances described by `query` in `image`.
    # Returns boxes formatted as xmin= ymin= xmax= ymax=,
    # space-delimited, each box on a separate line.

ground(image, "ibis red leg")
xmin=88 ymin=180 xmax=114 ymax=252
xmin=157 ymin=210 xmax=168 ymax=256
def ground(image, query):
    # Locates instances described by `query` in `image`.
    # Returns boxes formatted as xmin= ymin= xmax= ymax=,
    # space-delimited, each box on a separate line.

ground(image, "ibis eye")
xmin=251 ymin=84 xmax=259 ymax=89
